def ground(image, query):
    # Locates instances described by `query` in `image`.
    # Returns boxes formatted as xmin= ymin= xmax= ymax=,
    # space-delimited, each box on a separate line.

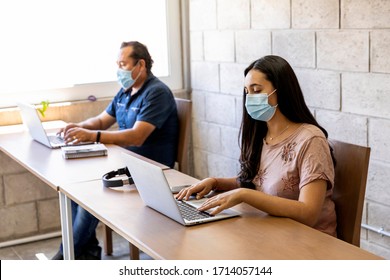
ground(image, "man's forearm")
xmin=78 ymin=116 xmax=103 ymax=130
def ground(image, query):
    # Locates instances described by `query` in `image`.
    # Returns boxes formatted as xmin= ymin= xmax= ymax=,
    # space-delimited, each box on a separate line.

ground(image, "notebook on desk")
xmin=17 ymin=102 xmax=92 ymax=149
xmin=122 ymin=153 xmax=240 ymax=226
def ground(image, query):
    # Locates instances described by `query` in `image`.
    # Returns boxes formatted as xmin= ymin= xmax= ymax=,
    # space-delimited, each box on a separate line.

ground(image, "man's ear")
xmin=138 ymin=59 xmax=146 ymax=71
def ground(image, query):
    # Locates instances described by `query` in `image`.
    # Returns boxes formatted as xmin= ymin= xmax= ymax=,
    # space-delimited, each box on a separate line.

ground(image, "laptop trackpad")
xmin=184 ymin=198 xmax=240 ymax=217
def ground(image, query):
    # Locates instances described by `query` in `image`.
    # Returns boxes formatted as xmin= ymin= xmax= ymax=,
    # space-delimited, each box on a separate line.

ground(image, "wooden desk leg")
xmin=103 ymin=225 xmax=113 ymax=255
xmin=129 ymin=243 xmax=140 ymax=260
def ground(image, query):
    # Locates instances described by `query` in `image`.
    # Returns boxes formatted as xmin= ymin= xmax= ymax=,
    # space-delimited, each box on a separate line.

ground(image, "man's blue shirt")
xmin=106 ymin=74 xmax=178 ymax=168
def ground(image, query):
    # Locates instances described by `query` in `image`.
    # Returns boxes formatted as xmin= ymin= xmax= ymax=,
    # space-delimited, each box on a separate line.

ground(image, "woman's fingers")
xmin=198 ymin=196 xmax=224 ymax=215
xmin=176 ymin=180 xmax=211 ymax=201
xmin=175 ymin=185 xmax=196 ymax=200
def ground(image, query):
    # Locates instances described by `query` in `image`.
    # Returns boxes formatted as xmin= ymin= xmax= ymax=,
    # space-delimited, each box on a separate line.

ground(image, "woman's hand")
xmin=198 ymin=188 xmax=244 ymax=215
xmin=175 ymin=177 xmax=217 ymax=201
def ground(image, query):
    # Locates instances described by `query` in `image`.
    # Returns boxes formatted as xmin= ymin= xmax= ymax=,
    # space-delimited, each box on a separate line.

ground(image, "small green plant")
xmin=37 ymin=100 xmax=50 ymax=117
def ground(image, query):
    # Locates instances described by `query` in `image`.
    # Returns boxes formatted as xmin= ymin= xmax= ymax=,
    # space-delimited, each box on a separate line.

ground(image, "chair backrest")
xmin=329 ymin=139 xmax=371 ymax=247
xmin=175 ymin=98 xmax=192 ymax=175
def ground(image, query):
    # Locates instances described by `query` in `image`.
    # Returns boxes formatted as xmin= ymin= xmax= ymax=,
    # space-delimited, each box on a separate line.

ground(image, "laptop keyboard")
xmin=48 ymin=134 xmax=65 ymax=144
xmin=176 ymin=200 xmax=211 ymax=221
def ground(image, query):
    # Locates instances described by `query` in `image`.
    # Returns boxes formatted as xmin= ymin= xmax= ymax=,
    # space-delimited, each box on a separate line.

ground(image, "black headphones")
xmin=102 ymin=167 xmax=134 ymax=188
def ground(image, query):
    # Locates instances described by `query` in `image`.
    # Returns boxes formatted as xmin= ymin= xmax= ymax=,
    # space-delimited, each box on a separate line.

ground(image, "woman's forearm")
xmin=213 ymin=177 xmax=240 ymax=192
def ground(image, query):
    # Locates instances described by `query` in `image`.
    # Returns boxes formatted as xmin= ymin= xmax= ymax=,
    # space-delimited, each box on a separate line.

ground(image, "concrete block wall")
xmin=189 ymin=0 xmax=390 ymax=259
xmin=0 ymin=155 xmax=60 ymax=242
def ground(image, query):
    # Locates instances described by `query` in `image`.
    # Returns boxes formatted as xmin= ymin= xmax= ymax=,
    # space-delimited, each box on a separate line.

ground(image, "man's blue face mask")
xmin=117 ymin=61 xmax=140 ymax=90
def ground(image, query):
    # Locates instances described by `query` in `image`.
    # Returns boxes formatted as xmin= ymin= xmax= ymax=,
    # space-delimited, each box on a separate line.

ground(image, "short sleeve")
xmin=297 ymin=136 xmax=334 ymax=190
xmin=105 ymin=99 xmax=116 ymax=117
xmin=105 ymin=89 xmax=123 ymax=118
xmin=137 ymin=87 xmax=176 ymax=129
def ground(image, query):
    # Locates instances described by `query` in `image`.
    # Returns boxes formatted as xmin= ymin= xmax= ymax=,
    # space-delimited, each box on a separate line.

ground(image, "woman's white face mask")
xmin=245 ymin=89 xmax=278 ymax=122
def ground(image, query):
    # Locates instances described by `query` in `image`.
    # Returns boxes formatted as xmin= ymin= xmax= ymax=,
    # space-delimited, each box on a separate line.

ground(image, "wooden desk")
xmin=0 ymin=123 xmax=382 ymax=260
xmin=0 ymin=124 xmax=169 ymax=259
xmin=0 ymin=130 xmax=168 ymax=190
xmin=59 ymin=179 xmax=382 ymax=260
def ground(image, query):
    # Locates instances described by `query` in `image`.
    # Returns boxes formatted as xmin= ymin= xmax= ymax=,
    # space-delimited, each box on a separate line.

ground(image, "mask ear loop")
xmin=267 ymin=89 xmax=278 ymax=120
xmin=131 ymin=60 xmax=143 ymax=84
xmin=267 ymin=89 xmax=277 ymax=97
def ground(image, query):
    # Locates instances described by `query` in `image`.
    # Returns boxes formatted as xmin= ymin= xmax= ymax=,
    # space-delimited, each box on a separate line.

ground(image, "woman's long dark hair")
xmin=238 ymin=55 xmax=334 ymax=189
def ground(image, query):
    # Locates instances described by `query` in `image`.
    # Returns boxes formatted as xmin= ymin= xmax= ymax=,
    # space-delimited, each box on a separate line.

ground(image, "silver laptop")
xmin=122 ymin=153 xmax=240 ymax=226
xmin=163 ymin=169 xmax=200 ymax=193
xmin=17 ymin=102 xmax=67 ymax=148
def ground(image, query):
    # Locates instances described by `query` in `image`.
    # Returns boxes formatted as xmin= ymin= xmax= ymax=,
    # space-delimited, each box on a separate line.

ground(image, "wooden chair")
xmin=329 ymin=139 xmax=371 ymax=247
xmin=174 ymin=98 xmax=192 ymax=175
xmin=103 ymin=98 xmax=192 ymax=259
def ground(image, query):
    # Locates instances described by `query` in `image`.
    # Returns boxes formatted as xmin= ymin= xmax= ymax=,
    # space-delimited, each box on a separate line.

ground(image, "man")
xmin=52 ymin=41 xmax=178 ymax=260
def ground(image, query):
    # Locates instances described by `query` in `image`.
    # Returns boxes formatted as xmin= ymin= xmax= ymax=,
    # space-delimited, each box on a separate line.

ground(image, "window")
xmin=0 ymin=0 xmax=183 ymax=108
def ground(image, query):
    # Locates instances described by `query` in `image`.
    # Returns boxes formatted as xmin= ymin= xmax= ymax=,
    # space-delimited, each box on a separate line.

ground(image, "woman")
xmin=176 ymin=55 xmax=337 ymax=236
